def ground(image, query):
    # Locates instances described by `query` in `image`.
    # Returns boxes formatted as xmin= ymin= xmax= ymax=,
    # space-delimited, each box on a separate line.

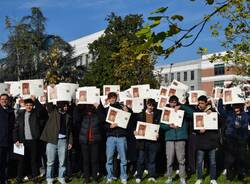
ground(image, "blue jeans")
xmin=46 ymin=139 xmax=67 ymax=183
xmin=106 ymin=136 xmax=127 ymax=180
xmin=197 ymin=149 xmax=216 ymax=180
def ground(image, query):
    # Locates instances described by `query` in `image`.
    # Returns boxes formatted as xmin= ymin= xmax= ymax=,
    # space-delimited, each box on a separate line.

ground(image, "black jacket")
xmin=135 ymin=109 xmax=160 ymax=150
xmin=0 ymin=105 xmax=15 ymax=147
xmin=13 ymin=100 xmax=48 ymax=143
xmin=195 ymin=106 xmax=219 ymax=150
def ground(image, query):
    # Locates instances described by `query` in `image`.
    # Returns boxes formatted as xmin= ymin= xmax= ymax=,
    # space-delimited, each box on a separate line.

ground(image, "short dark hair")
xmin=198 ymin=95 xmax=207 ymax=103
xmin=0 ymin=93 xmax=9 ymax=99
xmin=169 ymin=95 xmax=179 ymax=103
xmin=107 ymin=92 xmax=117 ymax=99
xmin=24 ymin=98 xmax=34 ymax=105
xmin=146 ymin=98 xmax=156 ymax=106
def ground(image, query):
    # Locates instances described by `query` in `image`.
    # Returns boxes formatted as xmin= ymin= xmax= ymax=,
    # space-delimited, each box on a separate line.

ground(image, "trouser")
xmin=136 ymin=141 xmax=158 ymax=179
xmin=81 ymin=143 xmax=99 ymax=182
xmin=196 ymin=149 xmax=216 ymax=180
xmin=17 ymin=140 xmax=39 ymax=182
xmin=0 ymin=147 xmax=8 ymax=184
xmin=186 ymin=133 xmax=196 ymax=174
xmin=224 ymin=137 xmax=246 ymax=181
xmin=166 ymin=141 xmax=186 ymax=178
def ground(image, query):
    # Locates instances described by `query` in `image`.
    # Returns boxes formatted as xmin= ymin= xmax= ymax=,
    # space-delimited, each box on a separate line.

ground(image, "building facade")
xmin=155 ymin=52 xmax=250 ymax=96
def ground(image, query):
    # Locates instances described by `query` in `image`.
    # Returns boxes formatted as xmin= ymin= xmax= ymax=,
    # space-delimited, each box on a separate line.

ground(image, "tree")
xmin=136 ymin=0 xmax=249 ymax=74
xmin=81 ymin=13 xmax=158 ymax=90
xmin=1 ymin=7 xmax=78 ymax=84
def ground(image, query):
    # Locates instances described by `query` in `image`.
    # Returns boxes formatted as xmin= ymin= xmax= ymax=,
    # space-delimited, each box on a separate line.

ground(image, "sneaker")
xmin=195 ymin=179 xmax=202 ymax=184
xmin=176 ymin=170 xmax=180 ymax=175
xmin=222 ymin=169 xmax=227 ymax=175
xmin=135 ymin=178 xmax=141 ymax=183
xmin=148 ymin=177 xmax=156 ymax=182
xmin=165 ymin=178 xmax=172 ymax=184
xmin=180 ymin=178 xmax=186 ymax=184
xmin=210 ymin=180 xmax=217 ymax=184
xmin=121 ymin=179 xmax=127 ymax=184
xmin=106 ymin=178 xmax=112 ymax=183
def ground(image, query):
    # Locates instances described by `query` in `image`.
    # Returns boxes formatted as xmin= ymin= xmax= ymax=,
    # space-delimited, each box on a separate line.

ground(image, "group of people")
xmin=0 ymin=89 xmax=250 ymax=184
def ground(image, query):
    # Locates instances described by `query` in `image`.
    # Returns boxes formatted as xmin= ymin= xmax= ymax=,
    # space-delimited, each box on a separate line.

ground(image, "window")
xmin=184 ymin=71 xmax=187 ymax=81
xmin=214 ymin=64 xmax=225 ymax=75
xmin=190 ymin=86 xmax=195 ymax=90
xmin=214 ymin=80 xmax=224 ymax=87
xmin=171 ymin=73 xmax=174 ymax=82
xmin=164 ymin=74 xmax=168 ymax=83
xmin=177 ymin=72 xmax=181 ymax=81
xmin=191 ymin=71 xmax=195 ymax=80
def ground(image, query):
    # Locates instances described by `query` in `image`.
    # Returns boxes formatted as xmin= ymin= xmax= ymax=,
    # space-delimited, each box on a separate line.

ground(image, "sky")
xmin=0 ymin=0 xmax=225 ymax=65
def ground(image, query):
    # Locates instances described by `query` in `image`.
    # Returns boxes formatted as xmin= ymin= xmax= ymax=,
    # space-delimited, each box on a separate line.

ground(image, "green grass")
xmin=32 ymin=174 xmax=250 ymax=184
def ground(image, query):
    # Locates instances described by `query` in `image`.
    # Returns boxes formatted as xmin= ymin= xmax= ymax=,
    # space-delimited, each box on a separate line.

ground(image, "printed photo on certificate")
xmin=159 ymin=86 xmax=168 ymax=97
xmin=135 ymin=121 xmax=160 ymax=141
xmin=157 ymin=96 xmax=168 ymax=110
xmin=161 ymin=107 xmax=184 ymax=127
xmin=213 ymin=87 xmax=224 ymax=100
xmin=106 ymin=106 xmax=131 ymax=129
xmin=193 ymin=112 xmax=218 ymax=130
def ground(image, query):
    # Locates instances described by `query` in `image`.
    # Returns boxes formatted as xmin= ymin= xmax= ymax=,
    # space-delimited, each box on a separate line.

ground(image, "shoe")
xmin=135 ymin=178 xmax=141 ymax=183
xmin=210 ymin=180 xmax=217 ymax=184
xmin=176 ymin=169 xmax=180 ymax=175
xmin=222 ymin=169 xmax=227 ymax=175
xmin=165 ymin=178 xmax=172 ymax=184
xmin=121 ymin=179 xmax=127 ymax=184
xmin=106 ymin=178 xmax=112 ymax=183
xmin=180 ymin=178 xmax=186 ymax=184
xmin=195 ymin=179 xmax=202 ymax=184
xmin=148 ymin=177 xmax=156 ymax=182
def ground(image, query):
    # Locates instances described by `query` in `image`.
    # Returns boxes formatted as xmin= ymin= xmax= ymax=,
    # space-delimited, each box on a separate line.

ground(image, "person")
xmin=40 ymin=101 xmax=73 ymax=184
xmin=134 ymin=99 xmax=160 ymax=183
xmin=77 ymin=104 xmax=103 ymax=184
xmin=194 ymin=95 xmax=218 ymax=184
xmin=161 ymin=95 xmax=193 ymax=184
xmin=0 ymin=94 xmax=15 ymax=184
xmin=13 ymin=97 xmax=48 ymax=184
xmin=101 ymin=92 xmax=130 ymax=184
xmin=218 ymin=98 xmax=249 ymax=183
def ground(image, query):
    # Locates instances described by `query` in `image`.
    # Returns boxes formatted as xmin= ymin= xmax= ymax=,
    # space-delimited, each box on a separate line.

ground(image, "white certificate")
xmin=223 ymin=87 xmax=245 ymax=105
xmin=148 ymin=89 xmax=160 ymax=102
xmin=13 ymin=143 xmax=24 ymax=155
xmin=171 ymin=80 xmax=189 ymax=91
xmin=20 ymin=79 xmax=44 ymax=99
xmin=103 ymin=85 xmax=120 ymax=96
xmin=124 ymin=98 xmax=144 ymax=113
xmin=5 ymin=81 xmax=20 ymax=97
xmin=47 ymin=84 xmax=72 ymax=103
xmin=213 ymin=87 xmax=224 ymax=100
xmin=119 ymin=89 xmax=132 ymax=102
xmin=188 ymin=90 xmax=207 ymax=105
xmin=135 ymin=121 xmax=160 ymax=141
xmin=0 ymin=83 xmax=9 ymax=95
xmin=193 ymin=112 xmax=218 ymax=130
xmin=157 ymin=96 xmax=168 ymax=110
xmin=38 ymin=92 xmax=47 ymax=104
xmin=76 ymin=87 xmax=100 ymax=104
xmin=59 ymin=83 xmax=79 ymax=99
xmin=167 ymin=86 xmax=187 ymax=103
xmin=106 ymin=106 xmax=131 ymax=129
xmin=130 ymin=84 xmax=150 ymax=99
xmin=161 ymin=107 xmax=184 ymax=127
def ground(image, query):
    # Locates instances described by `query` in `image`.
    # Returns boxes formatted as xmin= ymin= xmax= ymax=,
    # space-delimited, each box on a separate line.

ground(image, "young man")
xmin=134 ymin=99 xmax=160 ymax=183
xmin=0 ymin=94 xmax=15 ymax=184
xmin=194 ymin=96 xmax=218 ymax=184
xmin=14 ymin=97 xmax=47 ymax=184
xmin=218 ymin=98 xmax=249 ymax=183
xmin=161 ymin=95 xmax=193 ymax=184
xmin=102 ymin=92 xmax=130 ymax=184
xmin=40 ymin=101 xmax=73 ymax=184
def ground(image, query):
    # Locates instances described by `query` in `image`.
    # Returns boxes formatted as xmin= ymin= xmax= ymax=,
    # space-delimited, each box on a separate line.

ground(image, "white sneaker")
xmin=180 ymin=178 xmax=186 ymax=184
xmin=121 ymin=179 xmax=127 ymax=184
xmin=222 ymin=169 xmax=227 ymax=175
xmin=210 ymin=180 xmax=217 ymax=184
xmin=195 ymin=179 xmax=202 ymax=184
xmin=106 ymin=178 xmax=112 ymax=183
xmin=148 ymin=177 xmax=156 ymax=182
xmin=176 ymin=169 xmax=180 ymax=175
xmin=135 ymin=178 xmax=141 ymax=183
xmin=144 ymin=170 xmax=148 ymax=175
xmin=165 ymin=178 xmax=172 ymax=184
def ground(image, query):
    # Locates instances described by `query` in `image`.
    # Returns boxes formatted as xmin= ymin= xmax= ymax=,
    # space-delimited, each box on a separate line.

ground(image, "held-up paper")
xmin=161 ymin=107 xmax=184 ymax=127
xmin=13 ymin=143 xmax=24 ymax=155
xmin=135 ymin=121 xmax=160 ymax=141
xmin=223 ymin=87 xmax=245 ymax=105
xmin=106 ymin=106 xmax=131 ymax=129
xmin=103 ymin=85 xmax=120 ymax=96
xmin=76 ymin=87 xmax=100 ymax=104
xmin=188 ymin=90 xmax=207 ymax=105
xmin=193 ymin=112 xmax=218 ymax=130
xmin=130 ymin=84 xmax=150 ymax=99
xmin=124 ymin=98 xmax=144 ymax=113
xmin=20 ymin=79 xmax=44 ymax=99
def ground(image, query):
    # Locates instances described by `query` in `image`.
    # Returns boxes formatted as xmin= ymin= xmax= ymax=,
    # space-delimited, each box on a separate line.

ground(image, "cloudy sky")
xmin=0 ymin=0 xmax=225 ymax=65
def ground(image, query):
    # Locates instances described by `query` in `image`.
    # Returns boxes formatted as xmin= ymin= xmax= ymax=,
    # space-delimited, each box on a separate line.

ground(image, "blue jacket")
xmin=160 ymin=104 xmax=193 ymax=141
xmin=218 ymin=99 xmax=249 ymax=141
